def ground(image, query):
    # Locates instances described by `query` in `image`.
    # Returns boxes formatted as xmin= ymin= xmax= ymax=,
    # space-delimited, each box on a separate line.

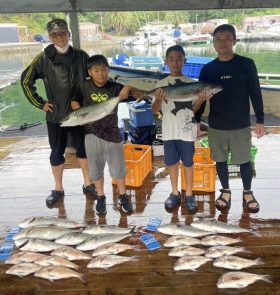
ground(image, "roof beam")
xmin=0 ymin=0 xmax=279 ymax=13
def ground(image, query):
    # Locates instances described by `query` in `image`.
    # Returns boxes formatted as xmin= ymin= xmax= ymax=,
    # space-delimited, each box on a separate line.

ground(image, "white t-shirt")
xmin=155 ymin=75 xmax=198 ymax=141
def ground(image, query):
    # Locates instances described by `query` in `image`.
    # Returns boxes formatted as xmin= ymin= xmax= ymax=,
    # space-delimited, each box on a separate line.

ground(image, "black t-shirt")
xmin=74 ymin=79 xmax=123 ymax=142
xmin=197 ymin=54 xmax=264 ymax=130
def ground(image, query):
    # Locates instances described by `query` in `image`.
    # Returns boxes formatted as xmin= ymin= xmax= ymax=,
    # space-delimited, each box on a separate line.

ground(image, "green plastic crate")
xmin=199 ymin=138 xmax=258 ymax=164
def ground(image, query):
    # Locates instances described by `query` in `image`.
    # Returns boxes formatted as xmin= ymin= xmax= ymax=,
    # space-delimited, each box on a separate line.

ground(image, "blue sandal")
xmin=185 ymin=196 xmax=198 ymax=212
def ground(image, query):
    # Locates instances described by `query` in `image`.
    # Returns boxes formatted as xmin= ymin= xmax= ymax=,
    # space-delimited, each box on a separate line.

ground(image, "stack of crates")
xmin=128 ymin=101 xmax=155 ymax=145
xmin=181 ymin=147 xmax=216 ymax=192
xmin=112 ymin=144 xmax=152 ymax=187
xmin=199 ymin=137 xmax=258 ymax=177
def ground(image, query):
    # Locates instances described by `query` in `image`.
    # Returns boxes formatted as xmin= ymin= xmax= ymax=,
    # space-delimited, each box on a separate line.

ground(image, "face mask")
xmin=54 ymin=43 xmax=70 ymax=54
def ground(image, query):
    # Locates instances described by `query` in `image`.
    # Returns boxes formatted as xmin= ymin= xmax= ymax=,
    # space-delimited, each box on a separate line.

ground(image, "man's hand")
xmin=255 ymin=123 xmax=265 ymax=138
xmin=43 ymin=102 xmax=53 ymax=112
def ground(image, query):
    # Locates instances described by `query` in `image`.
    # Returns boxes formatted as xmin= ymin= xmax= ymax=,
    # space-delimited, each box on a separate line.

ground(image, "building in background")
xmin=79 ymin=23 xmax=100 ymax=41
xmin=0 ymin=24 xmax=20 ymax=43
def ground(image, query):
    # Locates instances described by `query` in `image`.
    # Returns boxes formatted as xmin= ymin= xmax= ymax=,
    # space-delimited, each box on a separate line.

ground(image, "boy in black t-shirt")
xmin=71 ymin=55 xmax=133 ymax=215
xmin=196 ymin=24 xmax=264 ymax=213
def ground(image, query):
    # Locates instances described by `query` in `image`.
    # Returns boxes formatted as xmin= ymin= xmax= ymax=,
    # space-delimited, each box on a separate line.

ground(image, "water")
xmin=0 ymin=41 xmax=280 ymax=126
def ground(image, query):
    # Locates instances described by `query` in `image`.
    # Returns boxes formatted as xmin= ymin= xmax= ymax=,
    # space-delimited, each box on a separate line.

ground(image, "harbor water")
xmin=0 ymin=41 xmax=280 ymax=127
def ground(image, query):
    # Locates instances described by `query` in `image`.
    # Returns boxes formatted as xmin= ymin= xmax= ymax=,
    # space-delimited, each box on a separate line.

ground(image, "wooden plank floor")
xmin=0 ymin=129 xmax=280 ymax=294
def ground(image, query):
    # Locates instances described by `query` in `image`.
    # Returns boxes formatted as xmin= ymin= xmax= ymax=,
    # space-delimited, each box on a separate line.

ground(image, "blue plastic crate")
xmin=165 ymin=56 xmax=214 ymax=79
xmin=128 ymin=101 xmax=153 ymax=127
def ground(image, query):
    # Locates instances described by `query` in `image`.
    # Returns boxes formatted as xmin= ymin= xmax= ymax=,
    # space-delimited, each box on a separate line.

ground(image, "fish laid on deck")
xmin=34 ymin=265 xmax=87 ymax=283
xmin=5 ymin=252 xmax=47 ymax=264
xmin=158 ymin=223 xmax=213 ymax=237
xmin=213 ymin=255 xmax=264 ymax=270
xmin=6 ymin=262 xmax=42 ymax=277
xmin=34 ymin=255 xmax=80 ymax=270
xmin=205 ymin=245 xmax=249 ymax=258
xmin=83 ymin=225 xmax=135 ymax=235
xmin=200 ymin=235 xmax=242 ymax=246
xmin=51 ymin=246 xmax=92 ymax=261
xmin=55 ymin=232 xmax=95 ymax=246
xmin=92 ymin=243 xmax=140 ymax=256
xmin=168 ymin=246 xmax=205 ymax=257
xmin=174 ymin=256 xmax=212 ymax=271
xmin=163 ymin=236 xmax=201 ymax=248
xmin=87 ymin=255 xmax=138 ymax=269
xmin=191 ymin=219 xmax=251 ymax=234
xmin=19 ymin=217 xmax=85 ymax=229
xmin=13 ymin=226 xmax=75 ymax=241
xmin=76 ymin=233 xmax=132 ymax=251
xmin=60 ymin=96 xmax=120 ymax=127
xmin=18 ymin=239 xmax=65 ymax=252
xmin=217 ymin=271 xmax=272 ymax=289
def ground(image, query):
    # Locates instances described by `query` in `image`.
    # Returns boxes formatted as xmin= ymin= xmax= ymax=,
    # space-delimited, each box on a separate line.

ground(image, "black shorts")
xmin=47 ymin=121 xmax=87 ymax=166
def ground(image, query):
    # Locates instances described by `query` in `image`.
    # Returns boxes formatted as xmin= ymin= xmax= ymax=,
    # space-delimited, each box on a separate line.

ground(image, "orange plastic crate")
xmin=112 ymin=144 xmax=152 ymax=188
xmin=181 ymin=163 xmax=216 ymax=192
xmin=193 ymin=147 xmax=213 ymax=164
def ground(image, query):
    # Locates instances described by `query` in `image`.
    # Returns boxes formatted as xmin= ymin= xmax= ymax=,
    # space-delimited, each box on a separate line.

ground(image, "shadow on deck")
xmin=0 ymin=128 xmax=280 ymax=294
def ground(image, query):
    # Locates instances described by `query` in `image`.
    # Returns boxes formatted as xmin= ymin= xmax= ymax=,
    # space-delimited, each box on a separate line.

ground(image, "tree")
xmin=164 ymin=11 xmax=190 ymax=27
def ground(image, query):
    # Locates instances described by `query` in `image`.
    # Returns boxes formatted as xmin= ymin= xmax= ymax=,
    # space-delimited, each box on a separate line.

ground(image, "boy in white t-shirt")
xmin=152 ymin=45 xmax=212 ymax=212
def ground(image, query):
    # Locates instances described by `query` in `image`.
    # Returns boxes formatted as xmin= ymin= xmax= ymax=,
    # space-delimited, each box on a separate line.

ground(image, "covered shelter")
xmin=0 ymin=0 xmax=279 ymax=47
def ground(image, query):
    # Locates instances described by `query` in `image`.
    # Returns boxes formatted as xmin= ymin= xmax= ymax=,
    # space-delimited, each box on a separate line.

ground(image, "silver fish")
xmin=34 ymin=266 xmax=87 ymax=283
xmin=34 ymin=255 xmax=80 ymax=270
xmin=168 ymin=246 xmax=205 ymax=257
xmin=14 ymin=238 xmax=29 ymax=248
xmin=174 ymin=256 xmax=212 ymax=271
xmin=217 ymin=271 xmax=272 ymax=289
xmin=158 ymin=224 xmax=212 ymax=237
xmin=92 ymin=243 xmax=140 ymax=256
xmin=205 ymin=246 xmax=249 ymax=258
xmin=51 ymin=246 xmax=91 ymax=261
xmin=5 ymin=251 xmax=47 ymax=264
xmin=87 ymin=255 xmax=138 ymax=269
xmin=19 ymin=217 xmax=85 ymax=229
xmin=6 ymin=262 xmax=42 ymax=277
xmin=164 ymin=236 xmax=201 ymax=248
xmin=116 ymin=76 xmax=222 ymax=98
xmin=83 ymin=225 xmax=135 ymax=235
xmin=76 ymin=233 xmax=131 ymax=251
xmin=200 ymin=235 xmax=242 ymax=246
xmin=55 ymin=232 xmax=94 ymax=246
xmin=60 ymin=96 xmax=120 ymax=127
xmin=214 ymin=255 xmax=264 ymax=270
xmin=18 ymin=239 xmax=62 ymax=252
xmin=191 ymin=219 xmax=250 ymax=234
xmin=13 ymin=226 xmax=75 ymax=241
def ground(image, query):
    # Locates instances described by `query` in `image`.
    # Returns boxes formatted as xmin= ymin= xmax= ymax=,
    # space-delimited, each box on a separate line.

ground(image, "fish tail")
xmin=78 ymin=273 xmax=87 ymax=284
xmin=261 ymin=275 xmax=272 ymax=284
xmin=131 ymin=245 xmax=142 ymax=252
xmin=255 ymin=257 xmax=264 ymax=265
xmin=130 ymin=256 xmax=139 ymax=262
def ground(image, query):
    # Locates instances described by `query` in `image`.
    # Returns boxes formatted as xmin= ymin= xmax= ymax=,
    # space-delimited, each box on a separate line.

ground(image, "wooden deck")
xmin=0 ymin=129 xmax=280 ymax=294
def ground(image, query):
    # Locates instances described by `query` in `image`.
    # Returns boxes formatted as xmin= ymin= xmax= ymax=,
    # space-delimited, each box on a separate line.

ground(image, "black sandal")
xmin=243 ymin=191 xmax=260 ymax=213
xmin=215 ymin=189 xmax=231 ymax=211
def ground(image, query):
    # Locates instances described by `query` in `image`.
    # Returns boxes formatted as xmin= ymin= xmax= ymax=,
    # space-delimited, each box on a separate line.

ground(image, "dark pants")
xmin=47 ymin=121 xmax=87 ymax=166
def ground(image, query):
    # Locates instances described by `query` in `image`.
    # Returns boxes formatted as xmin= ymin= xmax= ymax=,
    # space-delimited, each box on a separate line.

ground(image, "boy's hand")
xmin=71 ymin=100 xmax=81 ymax=110
xmin=43 ymin=102 xmax=53 ymax=113
xmin=155 ymin=88 xmax=166 ymax=103
xmin=119 ymin=86 xmax=131 ymax=100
